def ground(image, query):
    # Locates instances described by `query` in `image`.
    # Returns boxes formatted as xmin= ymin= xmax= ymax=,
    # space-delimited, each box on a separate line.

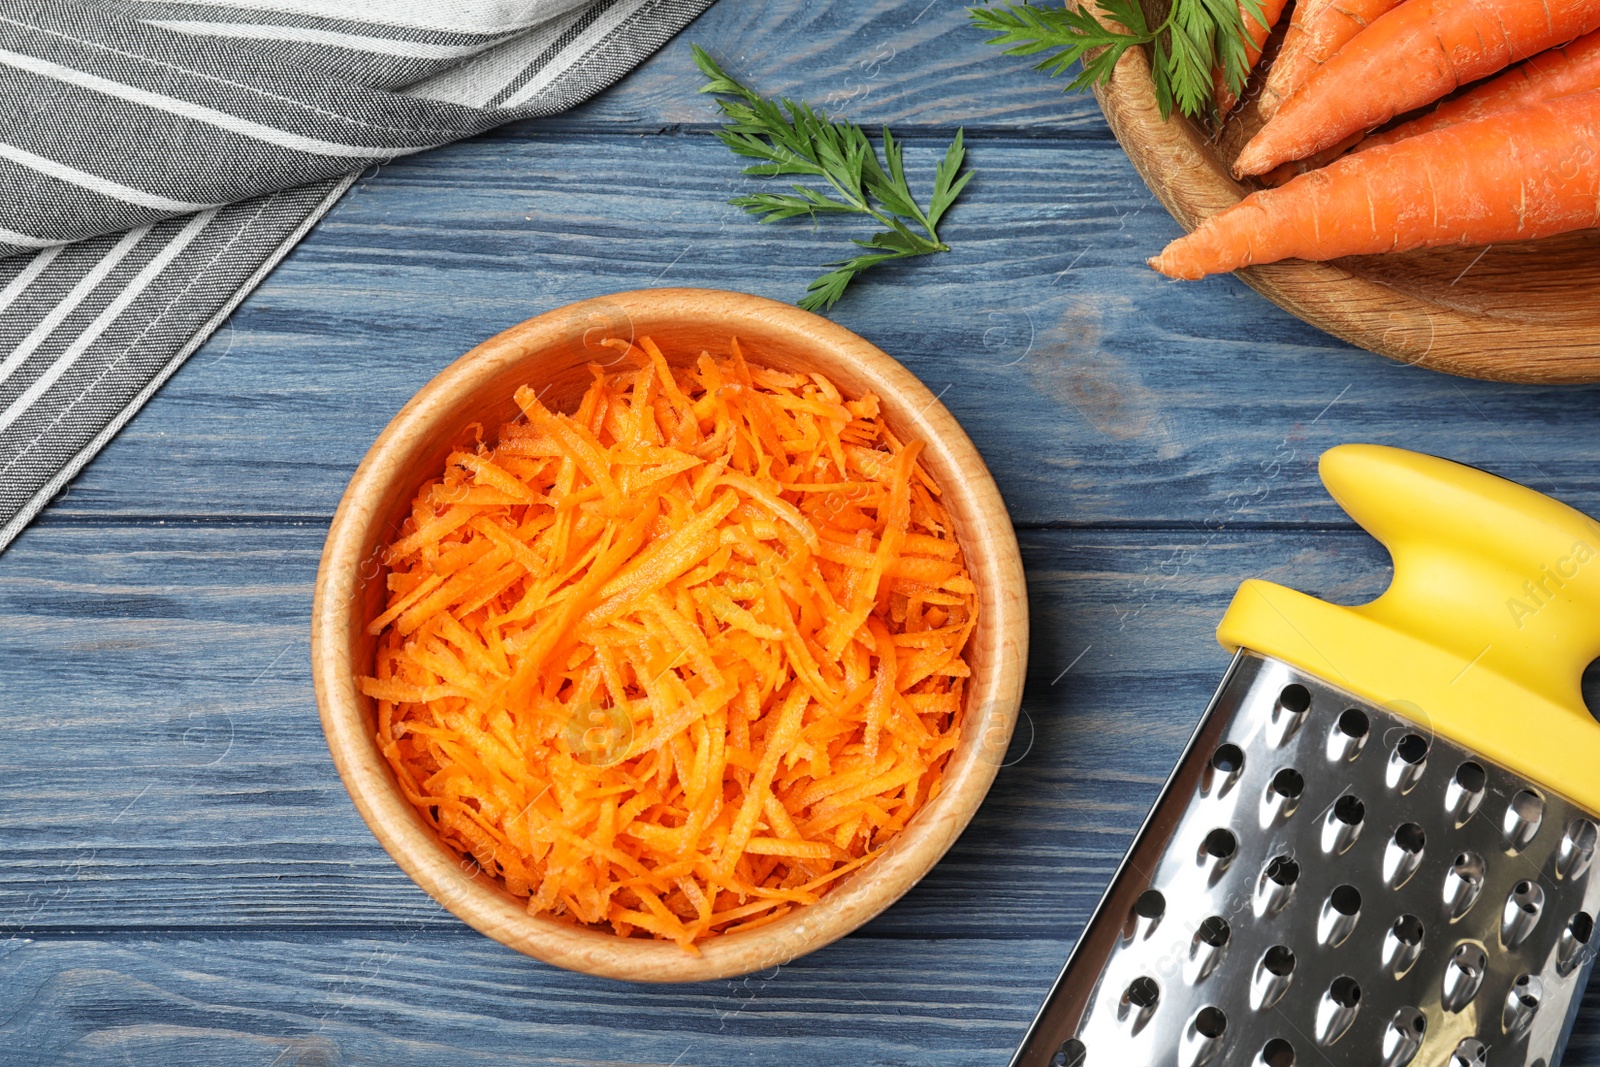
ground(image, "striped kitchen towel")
xmin=0 ymin=0 xmax=713 ymax=552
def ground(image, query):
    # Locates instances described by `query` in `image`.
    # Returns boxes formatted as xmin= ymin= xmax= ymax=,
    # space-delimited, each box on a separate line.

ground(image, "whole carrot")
xmin=1150 ymin=90 xmax=1600 ymax=279
xmin=1257 ymin=0 xmax=1405 ymax=121
xmin=1234 ymin=0 xmax=1600 ymax=176
xmin=1358 ymin=28 xmax=1600 ymax=149
xmin=1215 ymin=0 xmax=1291 ymax=117
xmin=1263 ymin=28 xmax=1600 ymax=180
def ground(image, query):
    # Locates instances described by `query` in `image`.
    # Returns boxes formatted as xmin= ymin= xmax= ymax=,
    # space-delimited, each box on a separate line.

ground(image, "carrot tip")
xmin=1232 ymin=138 xmax=1276 ymax=178
xmin=1148 ymin=248 xmax=1199 ymax=280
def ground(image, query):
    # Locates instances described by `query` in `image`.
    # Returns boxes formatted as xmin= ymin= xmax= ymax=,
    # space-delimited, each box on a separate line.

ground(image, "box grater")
xmin=1011 ymin=444 xmax=1600 ymax=1067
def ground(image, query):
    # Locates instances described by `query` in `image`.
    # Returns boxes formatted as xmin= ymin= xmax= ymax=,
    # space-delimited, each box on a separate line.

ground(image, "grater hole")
xmin=1323 ymin=795 xmax=1366 ymax=855
xmin=1260 ymin=1038 xmax=1296 ymax=1067
xmin=1443 ymin=942 xmax=1489 ymax=1013
xmin=1446 ymin=763 xmax=1487 ymax=827
xmin=1324 ymin=796 xmax=1363 ymax=857
xmin=1134 ymin=889 xmax=1166 ymax=922
xmin=1319 ymin=886 xmax=1362 ymax=947
xmin=1327 ymin=708 xmax=1370 ymax=762
xmin=1502 ymin=880 xmax=1545 ymax=948
xmin=1445 ymin=852 xmax=1487 ymax=921
xmin=1253 ymin=946 xmax=1296 ymax=1010
xmin=1384 ymin=916 xmax=1426 ymax=979
xmin=1393 ymin=914 xmax=1425 ymax=945
xmin=1257 ymin=856 xmax=1300 ymax=917
xmin=1329 ymin=976 xmax=1361 ymax=1008
xmin=1384 ymin=1007 xmax=1427 ymax=1067
xmin=1264 ymin=945 xmax=1297 ymax=977
xmin=1454 ymin=851 xmax=1485 ymax=882
xmin=1053 ymin=1038 xmax=1086 ymax=1067
xmin=1198 ymin=915 xmax=1231 ymax=948
xmin=1558 ymin=818 xmax=1599 ymax=880
xmin=1387 ymin=734 xmax=1430 ymax=793
xmin=1559 ymin=913 xmax=1594 ymax=976
xmin=1212 ymin=743 xmax=1245 ymax=774
xmin=1279 ymin=684 xmax=1311 ymax=714
xmin=1384 ymin=824 xmax=1427 ymax=890
xmin=1317 ymin=979 xmax=1363 ymax=1045
xmin=1126 ymin=976 xmax=1160 ymax=1009
xmin=1337 ymin=708 xmax=1369 ymax=738
xmin=1203 ymin=828 xmax=1238 ymax=861
xmin=1333 ymin=795 xmax=1365 ymax=825
xmin=1503 ymin=789 xmax=1545 ymax=851
xmin=1271 ymin=769 xmax=1305 ymax=799
xmin=1396 ymin=734 xmax=1429 ymax=764
xmin=1584 ymin=655 xmax=1599 ymax=722
xmin=1195 ymin=1006 xmax=1227 ymax=1039
xmin=1331 ymin=884 xmax=1361 ymax=916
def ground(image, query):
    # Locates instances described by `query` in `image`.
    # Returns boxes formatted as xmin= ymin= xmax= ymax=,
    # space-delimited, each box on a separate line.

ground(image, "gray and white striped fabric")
xmin=0 ymin=0 xmax=713 ymax=551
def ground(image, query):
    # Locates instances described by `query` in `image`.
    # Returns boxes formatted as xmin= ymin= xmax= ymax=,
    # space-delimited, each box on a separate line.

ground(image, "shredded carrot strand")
xmin=361 ymin=336 xmax=976 ymax=949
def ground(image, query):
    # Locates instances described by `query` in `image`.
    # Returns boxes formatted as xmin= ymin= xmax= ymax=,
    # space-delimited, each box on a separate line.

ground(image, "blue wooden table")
xmin=4 ymin=2 xmax=1599 ymax=1064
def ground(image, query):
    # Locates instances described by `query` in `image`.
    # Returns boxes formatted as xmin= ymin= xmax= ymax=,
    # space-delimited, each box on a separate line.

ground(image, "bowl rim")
xmin=310 ymin=287 xmax=1028 ymax=982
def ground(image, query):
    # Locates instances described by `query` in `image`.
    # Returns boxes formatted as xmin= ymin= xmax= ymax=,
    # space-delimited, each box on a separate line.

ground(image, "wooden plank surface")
xmin=1 ymin=524 xmax=1384 ymax=934
xmin=0 ymin=934 xmax=1054 ymax=1067
xmin=4 ymin=0 xmax=1600 ymax=1063
xmin=43 ymin=131 xmax=1600 ymax=526
xmin=545 ymin=0 xmax=1114 ymax=134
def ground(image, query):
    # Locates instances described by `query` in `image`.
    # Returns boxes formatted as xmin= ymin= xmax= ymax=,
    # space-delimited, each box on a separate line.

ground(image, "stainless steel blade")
xmin=1011 ymin=652 xmax=1600 ymax=1067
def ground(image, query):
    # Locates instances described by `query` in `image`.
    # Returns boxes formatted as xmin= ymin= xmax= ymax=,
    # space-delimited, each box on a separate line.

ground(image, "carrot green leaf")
xmin=969 ymin=0 xmax=1261 ymax=122
xmin=693 ymin=44 xmax=973 ymax=313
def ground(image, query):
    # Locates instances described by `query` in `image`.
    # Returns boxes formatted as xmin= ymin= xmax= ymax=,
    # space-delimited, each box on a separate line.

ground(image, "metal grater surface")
xmin=1012 ymin=651 xmax=1600 ymax=1067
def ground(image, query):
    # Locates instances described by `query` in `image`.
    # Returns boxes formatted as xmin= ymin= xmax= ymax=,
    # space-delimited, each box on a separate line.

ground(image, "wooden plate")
xmin=1092 ymin=30 xmax=1600 ymax=384
xmin=310 ymin=289 xmax=1028 ymax=982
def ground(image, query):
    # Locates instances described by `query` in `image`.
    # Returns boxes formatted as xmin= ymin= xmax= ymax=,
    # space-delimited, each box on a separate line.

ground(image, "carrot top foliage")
xmin=692 ymin=45 xmax=973 ymax=313
xmin=970 ymin=0 xmax=1263 ymax=121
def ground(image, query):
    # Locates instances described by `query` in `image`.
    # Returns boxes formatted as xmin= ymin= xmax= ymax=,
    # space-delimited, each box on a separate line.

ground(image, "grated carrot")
xmin=360 ymin=336 xmax=976 ymax=950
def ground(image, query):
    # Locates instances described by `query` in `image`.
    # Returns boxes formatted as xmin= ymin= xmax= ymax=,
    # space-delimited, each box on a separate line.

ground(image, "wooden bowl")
xmin=1094 ymin=26 xmax=1600 ymax=384
xmin=310 ymin=288 xmax=1028 ymax=982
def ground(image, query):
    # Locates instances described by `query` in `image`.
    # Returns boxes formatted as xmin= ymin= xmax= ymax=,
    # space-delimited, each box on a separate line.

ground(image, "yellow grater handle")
xmin=1218 ymin=444 xmax=1600 ymax=814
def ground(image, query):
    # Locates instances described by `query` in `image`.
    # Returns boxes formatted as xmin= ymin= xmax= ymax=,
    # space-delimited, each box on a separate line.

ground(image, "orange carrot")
xmin=1150 ymin=90 xmax=1600 ymax=279
xmin=359 ymin=336 xmax=977 ymax=949
xmin=1358 ymin=27 xmax=1600 ymax=149
xmin=1214 ymin=0 xmax=1292 ymax=117
xmin=1235 ymin=0 xmax=1600 ymax=176
xmin=1261 ymin=33 xmax=1600 ymax=187
xmin=1257 ymin=131 xmax=1364 ymax=187
xmin=1257 ymin=0 xmax=1404 ymax=121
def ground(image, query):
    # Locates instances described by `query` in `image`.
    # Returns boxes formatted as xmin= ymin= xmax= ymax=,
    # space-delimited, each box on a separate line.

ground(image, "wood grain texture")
xmin=3 ymin=523 xmax=1597 ymax=1063
xmin=0 ymin=933 xmax=1591 ymax=1065
xmin=2 ymin=0 xmax=1599 ymax=1060
xmin=1093 ymin=14 xmax=1600 ymax=384
xmin=0 ymin=934 xmax=1055 ymax=1067
xmin=544 ymin=0 xmax=1112 ymax=134
xmin=2 ymin=522 xmax=1392 ymax=936
xmin=33 ymin=134 xmax=1600 ymax=526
